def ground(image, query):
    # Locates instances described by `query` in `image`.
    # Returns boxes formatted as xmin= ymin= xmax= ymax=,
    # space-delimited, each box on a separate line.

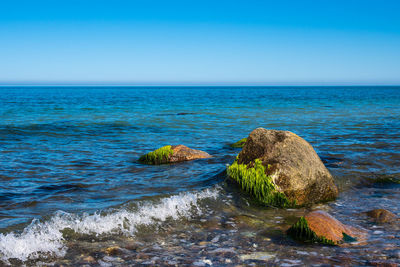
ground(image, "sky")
xmin=0 ymin=0 xmax=399 ymax=85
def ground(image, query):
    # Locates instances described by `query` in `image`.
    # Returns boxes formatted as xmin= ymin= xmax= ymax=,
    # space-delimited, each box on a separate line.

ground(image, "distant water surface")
xmin=0 ymin=87 xmax=399 ymax=265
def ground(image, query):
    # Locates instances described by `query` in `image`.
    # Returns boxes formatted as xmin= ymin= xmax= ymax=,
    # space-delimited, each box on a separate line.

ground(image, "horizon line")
xmin=0 ymin=82 xmax=400 ymax=87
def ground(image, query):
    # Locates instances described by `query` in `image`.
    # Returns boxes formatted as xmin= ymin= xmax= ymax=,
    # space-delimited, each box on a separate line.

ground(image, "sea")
xmin=0 ymin=86 xmax=399 ymax=266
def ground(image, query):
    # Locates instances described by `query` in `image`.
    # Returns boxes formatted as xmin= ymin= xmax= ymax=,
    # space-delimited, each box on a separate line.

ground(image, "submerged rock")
xmin=373 ymin=175 xmax=400 ymax=185
xmin=230 ymin=138 xmax=247 ymax=148
xmin=105 ymin=246 xmax=122 ymax=256
xmin=239 ymin=252 xmax=275 ymax=261
xmin=228 ymin=128 xmax=338 ymax=207
xmin=287 ymin=210 xmax=367 ymax=245
xmin=366 ymin=209 xmax=397 ymax=223
xmin=139 ymin=145 xmax=211 ymax=165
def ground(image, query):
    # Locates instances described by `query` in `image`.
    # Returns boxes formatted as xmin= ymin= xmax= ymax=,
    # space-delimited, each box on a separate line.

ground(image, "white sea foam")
xmin=0 ymin=188 xmax=219 ymax=263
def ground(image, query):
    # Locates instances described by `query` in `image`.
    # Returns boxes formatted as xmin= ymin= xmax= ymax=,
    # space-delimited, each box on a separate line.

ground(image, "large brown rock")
xmin=237 ymin=128 xmax=338 ymax=205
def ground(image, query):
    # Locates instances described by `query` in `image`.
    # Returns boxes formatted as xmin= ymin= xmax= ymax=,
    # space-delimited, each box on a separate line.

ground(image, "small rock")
xmin=366 ymin=209 xmax=397 ymax=223
xmin=239 ymin=252 xmax=275 ymax=261
xmin=125 ymin=241 xmax=143 ymax=251
xmin=98 ymin=260 xmax=112 ymax=267
xmin=211 ymin=235 xmax=220 ymax=243
xmin=287 ymin=210 xmax=367 ymax=245
xmin=139 ymin=145 xmax=211 ymax=164
xmin=203 ymin=259 xmax=213 ymax=265
xmin=82 ymin=256 xmax=95 ymax=263
xmin=136 ymin=253 xmax=151 ymax=260
xmin=193 ymin=259 xmax=212 ymax=266
xmin=105 ymin=246 xmax=121 ymax=255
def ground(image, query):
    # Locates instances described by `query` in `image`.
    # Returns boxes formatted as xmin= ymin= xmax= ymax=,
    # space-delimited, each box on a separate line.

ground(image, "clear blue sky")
xmin=1 ymin=0 xmax=399 ymax=85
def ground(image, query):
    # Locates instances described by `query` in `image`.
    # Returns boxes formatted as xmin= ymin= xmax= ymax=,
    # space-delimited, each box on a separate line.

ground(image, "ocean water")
xmin=0 ymin=86 xmax=399 ymax=266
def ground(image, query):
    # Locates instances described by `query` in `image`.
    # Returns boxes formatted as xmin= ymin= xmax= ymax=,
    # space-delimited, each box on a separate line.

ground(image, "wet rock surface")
xmin=139 ymin=145 xmax=211 ymax=164
xmin=367 ymin=209 xmax=397 ymax=224
xmin=237 ymin=128 xmax=338 ymax=205
xmin=293 ymin=210 xmax=367 ymax=245
xmin=169 ymin=145 xmax=212 ymax=163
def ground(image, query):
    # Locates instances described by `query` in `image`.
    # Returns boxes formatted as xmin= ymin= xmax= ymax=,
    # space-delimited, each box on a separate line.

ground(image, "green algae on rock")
xmin=230 ymin=138 xmax=247 ymax=148
xmin=287 ymin=210 xmax=366 ymax=246
xmin=287 ymin=216 xmax=335 ymax=245
xmin=139 ymin=145 xmax=174 ymax=165
xmin=227 ymin=159 xmax=295 ymax=208
xmin=139 ymin=145 xmax=211 ymax=165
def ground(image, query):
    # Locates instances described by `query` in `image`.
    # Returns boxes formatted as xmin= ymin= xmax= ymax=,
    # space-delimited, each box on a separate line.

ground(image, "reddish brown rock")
xmin=237 ymin=128 xmax=338 ymax=205
xmin=288 ymin=210 xmax=367 ymax=245
xmin=169 ymin=145 xmax=211 ymax=162
xmin=366 ymin=209 xmax=397 ymax=223
xmin=139 ymin=145 xmax=211 ymax=165
xmin=305 ymin=210 xmax=366 ymax=244
xmin=369 ymin=261 xmax=398 ymax=267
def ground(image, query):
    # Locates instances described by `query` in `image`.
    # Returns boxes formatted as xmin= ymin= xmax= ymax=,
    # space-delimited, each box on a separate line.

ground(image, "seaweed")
xmin=374 ymin=176 xmax=400 ymax=185
xmin=230 ymin=138 xmax=247 ymax=148
xmin=139 ymin=145 xmax=174 ymax=165
xmin=287 ymin=217 xmax=335 ymax=245
xmin=342 ymin=232 xmax=357 ymax=243
xmin=227 ymin=159 xmax=295 ymax=208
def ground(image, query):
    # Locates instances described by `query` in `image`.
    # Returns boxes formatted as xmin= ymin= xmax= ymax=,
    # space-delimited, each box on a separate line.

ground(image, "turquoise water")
xmin=0 ymin=87 xmax=399 ymax=265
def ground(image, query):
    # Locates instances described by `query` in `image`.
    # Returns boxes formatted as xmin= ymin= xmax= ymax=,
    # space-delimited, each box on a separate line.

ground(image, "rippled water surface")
xmin=0 ymin=87 xmax=399 ymax=266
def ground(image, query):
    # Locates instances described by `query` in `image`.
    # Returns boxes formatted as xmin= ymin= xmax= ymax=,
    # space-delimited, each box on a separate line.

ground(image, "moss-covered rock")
xmin=139 ymin=145 xmax=211 ymax=165
xmin=287 ymin=216 xmax=335 ymax=245
xmin=227 ymin=159 xmax=295 ymax=208
xmin=139 ymin=145 xmax=174 ymax=164
xmin=287 ymin=210 xmax=367 ymax=246
xmin=230 ymin=138 xmax=247 ymax=148
xmin=234 ymin=128 xmax=338 ymax=206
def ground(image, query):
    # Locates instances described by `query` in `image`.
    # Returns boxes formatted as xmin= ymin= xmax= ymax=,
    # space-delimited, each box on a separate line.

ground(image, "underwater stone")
xmin=234 ymin=128 xmax=338 ymax=206
xmin=105 ymin=246 xmax=122 ymax=256
xmin=139 ymin=145 xmax=211 ymax=165
xmin=287 ymin=210 xmax=367 ymax=245
xmin=366 ymin=209 xmax=397 ymax=223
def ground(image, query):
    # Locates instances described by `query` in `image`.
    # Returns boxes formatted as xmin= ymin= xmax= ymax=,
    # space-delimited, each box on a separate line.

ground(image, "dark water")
xmin=0 ymin=87 xmax=399 ymax=266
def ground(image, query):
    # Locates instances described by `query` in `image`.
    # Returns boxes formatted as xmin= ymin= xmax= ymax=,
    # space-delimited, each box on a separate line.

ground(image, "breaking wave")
xmin=0 ymin=188 xmax=219 ymax=263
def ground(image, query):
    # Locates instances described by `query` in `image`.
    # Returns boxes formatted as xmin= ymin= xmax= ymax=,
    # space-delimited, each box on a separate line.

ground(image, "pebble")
xmin=211 ymin=235 xmax=220 ymax=243
xmin=105 ymin=246 xmax=121 ymax=255
xmin=98 ymin=260 xmax=112 ymax=267
xmin=193 ymin=259 xmax=212 ymax=266
xmin=198 ymin=241 xmax=209 ymax=246
xmin=239 ymin=252 xmax=275 ymax=261
xmin=373 ymin=231 xmax=384 ymax=234
xmin=82 ymin=256 xmax=95 ymax=263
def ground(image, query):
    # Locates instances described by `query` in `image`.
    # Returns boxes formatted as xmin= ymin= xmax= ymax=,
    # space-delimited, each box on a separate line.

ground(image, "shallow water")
xmin=0 ymin=86 xmax=399 ymax=266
